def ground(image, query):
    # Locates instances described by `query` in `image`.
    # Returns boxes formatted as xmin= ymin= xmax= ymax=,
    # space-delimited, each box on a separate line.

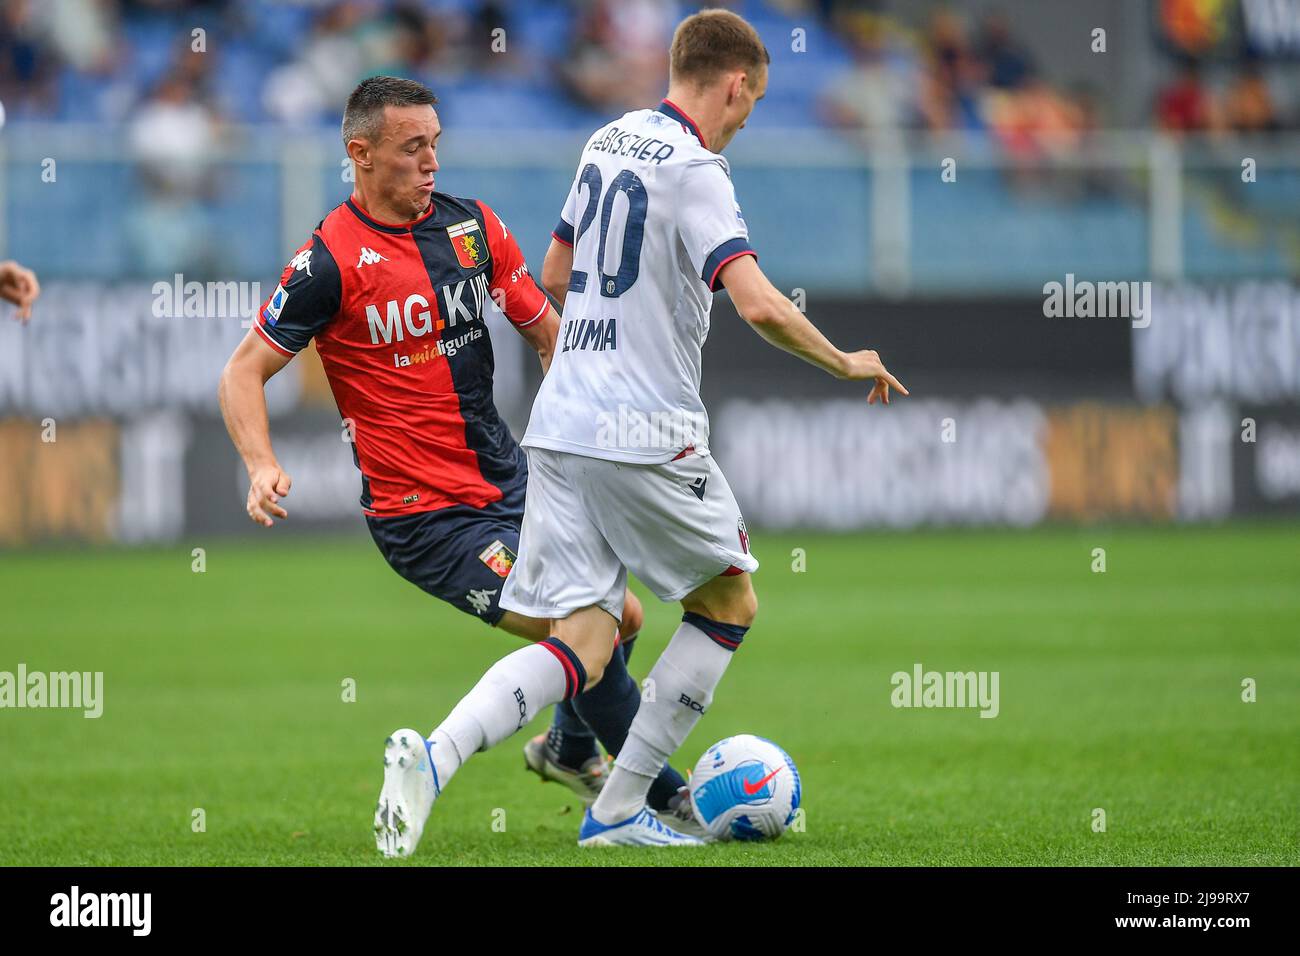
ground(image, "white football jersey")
xmin=520 ymin=100 xmax=757 ymax=463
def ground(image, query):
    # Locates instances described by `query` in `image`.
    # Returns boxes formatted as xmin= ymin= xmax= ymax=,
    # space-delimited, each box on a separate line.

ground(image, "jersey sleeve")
xmin=551 ymin=172 xmax=580 ymax=247
xmin=478 ymin=200 xmax=549 ymax=329
xmin=677 ymin=157 xmax=758 ymax=292
xmin=254 ymin=233 xmax=342 ymax=355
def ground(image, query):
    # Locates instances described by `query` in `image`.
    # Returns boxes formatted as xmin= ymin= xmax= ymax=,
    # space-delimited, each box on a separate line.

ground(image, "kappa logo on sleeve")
xmin=288 ymin=248 xmax=313 ymax=277
xmin=477 ymin=539 xmax=516 ymax=578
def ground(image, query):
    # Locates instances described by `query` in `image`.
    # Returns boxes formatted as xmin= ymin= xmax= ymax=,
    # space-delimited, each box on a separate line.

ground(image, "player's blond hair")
xmin=670 ymin=9 xmax=770 ymax=90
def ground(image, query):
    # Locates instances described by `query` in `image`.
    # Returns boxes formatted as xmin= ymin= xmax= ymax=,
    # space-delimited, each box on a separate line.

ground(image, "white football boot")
xmin=374 ymin=729 xmax=441 ymax=858
xmin=522 ymin=733 xmax=610 ymax=806
xmin=577 ymin=806 xmax=705 ymax=847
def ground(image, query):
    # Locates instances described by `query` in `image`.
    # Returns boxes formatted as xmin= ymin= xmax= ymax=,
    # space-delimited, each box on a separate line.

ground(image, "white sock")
xmin=593 ymin=765 xmax=657 ymax=824
xmin=591 ymin=618 xmax=738 ymax=824
xmin=426 ymin=638 xmax=583 ymax=790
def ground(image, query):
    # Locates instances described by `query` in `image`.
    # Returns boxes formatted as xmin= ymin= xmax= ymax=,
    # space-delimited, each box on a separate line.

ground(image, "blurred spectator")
xmin=820 ymin=15 xmax=919 ymax=140
xmin=558 ymin=0 xmax=669 ymax=114
xmin=977 ymin=11 xmax=1034 ymax=90
xmin=1156 ymin=59 xmax=1219 ymax=134
xmin=128 ymin=71 xmax=219 ymax=194
xmin=985 ymin=70 xmax=1085 ymax=164
xmin=467 ymin=0 xmax=513 ymax=74
xmin=916 ymin=10 xmax=984 ymax=132
xmin=41 ymin=0 xmax=117 ymax=75
xmin=1224 ymin=65 xmax=1280 ymax=134
xmin=263 ymin=2 xmax=371 ymax=125
xmin=380 ymin=3 xmax=453 ymax=77
xmin=0 ymin=0 xmax=57 ymax=117
xmin=1062 ymin=84 xmax=1116 ymax=198
xmin=126 ymin=69 xmax=221 ymax=273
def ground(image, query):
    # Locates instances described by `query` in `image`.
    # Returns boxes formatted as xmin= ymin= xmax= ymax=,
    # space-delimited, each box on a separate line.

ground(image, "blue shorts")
xmin=366 ymin=474 xmax=526 ymax=627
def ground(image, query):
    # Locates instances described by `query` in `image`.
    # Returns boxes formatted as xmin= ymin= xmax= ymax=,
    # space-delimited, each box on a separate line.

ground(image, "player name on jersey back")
xmin=520 ymin=101 xmax=758 ymax=464
xmin=588 ymin=125 xmax=677 ymax=165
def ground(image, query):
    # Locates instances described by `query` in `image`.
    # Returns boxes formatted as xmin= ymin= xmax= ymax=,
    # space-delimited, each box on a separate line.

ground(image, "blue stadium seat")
xmin=244 ymin=1 xmax=318 ymax=59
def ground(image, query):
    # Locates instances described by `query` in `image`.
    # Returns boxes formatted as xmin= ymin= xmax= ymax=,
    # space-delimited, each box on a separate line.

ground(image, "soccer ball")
xmin=688 ymin=734 xmax=801 ymax=841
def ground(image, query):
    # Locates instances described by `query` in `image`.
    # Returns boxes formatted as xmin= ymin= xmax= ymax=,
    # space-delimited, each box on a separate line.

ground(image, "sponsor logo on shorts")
xmin=466 ymin=587 xmax=498 ymax=615
xmin=478 ymin=539 xmax=516 ymax=578
xmin=737 ymin=517 xmax=750 ymax=554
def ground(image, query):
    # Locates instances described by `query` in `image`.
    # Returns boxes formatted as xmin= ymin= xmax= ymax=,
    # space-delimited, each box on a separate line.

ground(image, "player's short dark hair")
xmin=670 ymin=9 xmax=770 ymax=90
xmin=342 ymin=76 xmax=439 ymax=146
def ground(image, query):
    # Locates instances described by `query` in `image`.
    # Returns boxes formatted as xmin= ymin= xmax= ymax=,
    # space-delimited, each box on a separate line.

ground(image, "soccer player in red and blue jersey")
xmin=218 ymin=77 xmax=692 ymax=853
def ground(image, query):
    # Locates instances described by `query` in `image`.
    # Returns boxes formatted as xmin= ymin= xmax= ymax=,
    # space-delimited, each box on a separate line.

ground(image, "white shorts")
xmin=499 ymin=446 xmax=759 ymax=622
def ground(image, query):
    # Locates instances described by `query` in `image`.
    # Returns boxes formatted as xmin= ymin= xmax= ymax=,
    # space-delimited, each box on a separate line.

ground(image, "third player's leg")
xmin=618 ymin=589 xmax=644 ymax=643
xmin=496 ymin=610 xmax=550 ymax=641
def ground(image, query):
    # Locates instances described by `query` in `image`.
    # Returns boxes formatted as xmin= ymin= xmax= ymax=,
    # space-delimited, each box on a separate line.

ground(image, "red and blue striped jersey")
xmin=255 ymin=193 xmax=548 ymax=516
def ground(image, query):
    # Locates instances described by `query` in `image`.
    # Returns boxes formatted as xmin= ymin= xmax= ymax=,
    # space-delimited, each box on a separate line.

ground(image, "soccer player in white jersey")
xmin=375 ymin=8 xmax=906 ymax=854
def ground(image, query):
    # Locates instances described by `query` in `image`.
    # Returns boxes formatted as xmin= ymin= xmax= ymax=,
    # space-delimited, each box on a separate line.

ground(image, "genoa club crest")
xmin=447 ymin=218 xmax=489 ymax=269
xmin=478 ymin=539 xmax=516 ymax=578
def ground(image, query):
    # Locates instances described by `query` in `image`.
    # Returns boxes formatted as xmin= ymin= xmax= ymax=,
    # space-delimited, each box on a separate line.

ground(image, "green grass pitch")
xmin=1 ymin=523 xmax=1297 ymax=866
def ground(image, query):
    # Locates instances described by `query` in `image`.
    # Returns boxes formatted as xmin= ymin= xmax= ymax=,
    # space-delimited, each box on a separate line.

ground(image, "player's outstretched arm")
xmin=718 ymin=254 xmax=908 ymax=405
xmin=218 ymin=331 xmax=295 ymax=527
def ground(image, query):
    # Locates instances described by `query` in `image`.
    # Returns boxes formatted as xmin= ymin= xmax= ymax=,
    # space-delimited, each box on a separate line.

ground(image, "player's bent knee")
xmin=729 ymin=594 xmax=757 ymax=629
xmin=730 ymin=581 xmax=759 ymax=628
xmin=574 ymin=639 xmax=616 ymax=688
xmin=553 ymin=605 xmax=621 ymax=690
xmin=683 ymin=574 xmax=758 ymax=629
